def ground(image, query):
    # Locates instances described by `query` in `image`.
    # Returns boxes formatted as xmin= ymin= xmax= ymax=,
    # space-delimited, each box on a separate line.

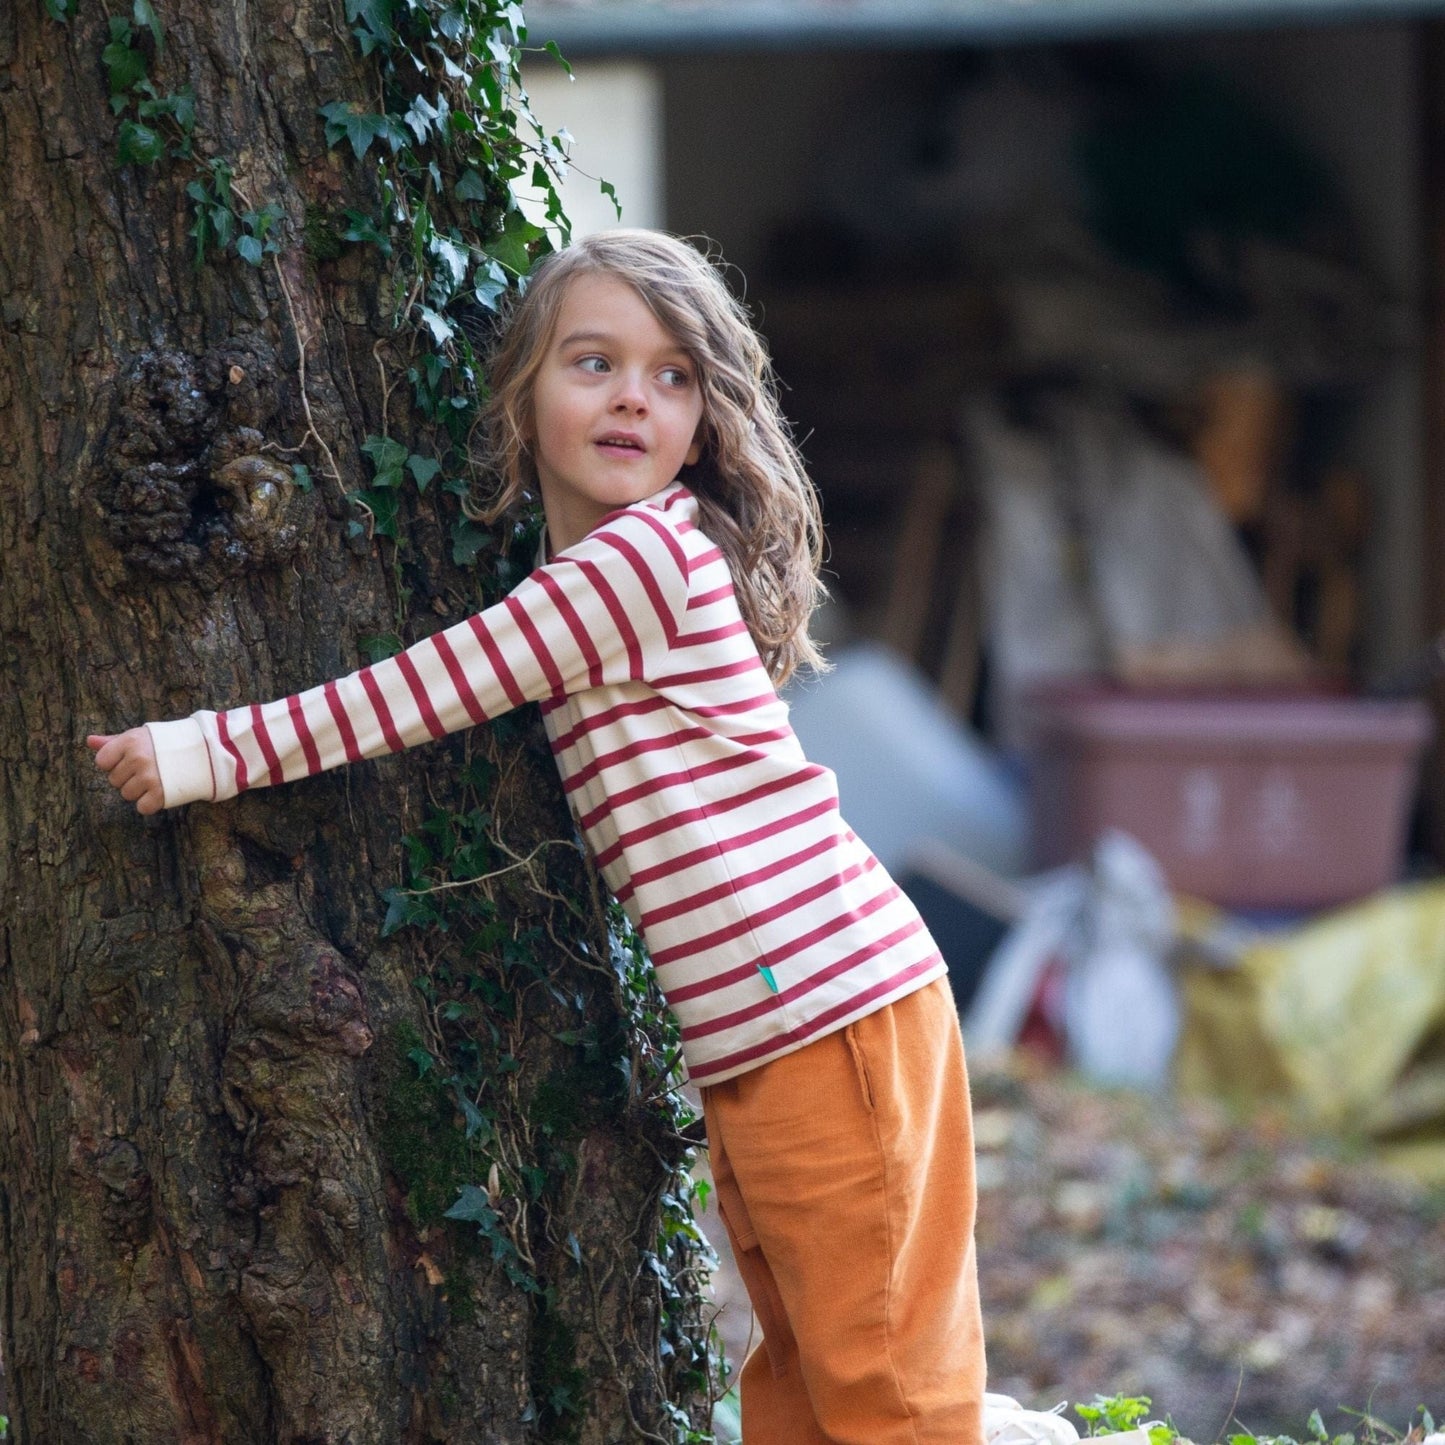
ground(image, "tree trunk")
xmin=0 ymin=3 xmax=708 ymax=1440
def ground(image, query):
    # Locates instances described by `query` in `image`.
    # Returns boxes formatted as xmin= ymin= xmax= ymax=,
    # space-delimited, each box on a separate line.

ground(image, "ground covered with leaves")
xmin=972 ymin=1058 xmax=1445 ymax=1440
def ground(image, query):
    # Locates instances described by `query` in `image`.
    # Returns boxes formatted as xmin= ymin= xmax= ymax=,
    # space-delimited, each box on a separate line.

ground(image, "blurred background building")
xmin=511 ymin=4 xmax=1445 ymax=1425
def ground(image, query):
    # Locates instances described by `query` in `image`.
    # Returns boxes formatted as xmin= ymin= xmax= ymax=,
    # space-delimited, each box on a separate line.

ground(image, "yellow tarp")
xmin=1175 ymin=883 xmax=1445 ymax=1182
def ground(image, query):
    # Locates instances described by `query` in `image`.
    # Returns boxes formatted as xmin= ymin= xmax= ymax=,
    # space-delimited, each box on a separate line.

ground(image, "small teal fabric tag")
xmin=758 ymin=964 xmax=779 ymax=994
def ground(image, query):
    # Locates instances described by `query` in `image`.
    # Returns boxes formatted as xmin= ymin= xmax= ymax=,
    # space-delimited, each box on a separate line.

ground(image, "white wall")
xmin=519 ymin=56 xmax=664 ymax=236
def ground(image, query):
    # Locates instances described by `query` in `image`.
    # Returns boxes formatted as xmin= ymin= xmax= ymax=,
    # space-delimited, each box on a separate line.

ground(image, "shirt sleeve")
xmin=145 ymin=506 xmax=690 ymax=809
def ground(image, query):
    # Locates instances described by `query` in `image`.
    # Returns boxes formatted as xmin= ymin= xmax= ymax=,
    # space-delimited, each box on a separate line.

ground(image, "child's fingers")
xmin=87 ymin=734 xmax=122 ymax=772
xmin=135 ymin=787 xmax=165 ymax=817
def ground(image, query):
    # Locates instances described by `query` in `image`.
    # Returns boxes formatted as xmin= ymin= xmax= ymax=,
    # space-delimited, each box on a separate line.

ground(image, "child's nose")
xmin=610 ymin=373 xmax=648 ymax=413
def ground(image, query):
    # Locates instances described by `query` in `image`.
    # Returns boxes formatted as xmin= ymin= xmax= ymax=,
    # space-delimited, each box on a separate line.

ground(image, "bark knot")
xmin=100 ymin=343 xmax=311 ymax=588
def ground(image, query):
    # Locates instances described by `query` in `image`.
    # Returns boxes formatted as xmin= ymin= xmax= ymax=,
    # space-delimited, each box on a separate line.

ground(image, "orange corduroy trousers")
xmin=701 ymin=977 xmax=986 ymax=1445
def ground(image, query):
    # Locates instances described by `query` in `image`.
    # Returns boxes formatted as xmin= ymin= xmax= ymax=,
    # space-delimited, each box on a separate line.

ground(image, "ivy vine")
xmin=49 ymin=0 xmax=721 ymax=1435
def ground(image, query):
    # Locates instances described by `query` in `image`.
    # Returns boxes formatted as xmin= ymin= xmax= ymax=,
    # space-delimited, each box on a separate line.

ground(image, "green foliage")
xmin=1076 ymin=1394 xmax=1155 ymax=1436
xmin=375 ymin=1021 xmax=482 ymax=1229
xmin=102 ymin=6 xmax=196 ymax=170
xmin=1228 ymin=1405 xmax=1441 ymax=1445
xmin=185 ymin=160 xmax=282 ymax=268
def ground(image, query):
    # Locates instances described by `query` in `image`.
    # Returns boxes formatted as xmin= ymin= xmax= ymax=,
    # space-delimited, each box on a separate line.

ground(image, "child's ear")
xmin=684 ymin=426 xmax=704 ymax=467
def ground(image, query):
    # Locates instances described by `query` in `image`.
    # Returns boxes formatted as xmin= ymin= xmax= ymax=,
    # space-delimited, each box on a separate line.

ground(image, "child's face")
xmin=529 ymin=272 xmax=704 ymax=551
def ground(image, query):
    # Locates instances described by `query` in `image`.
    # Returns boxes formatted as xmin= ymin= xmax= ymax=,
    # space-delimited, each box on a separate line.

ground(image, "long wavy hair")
xmin=478 ymin=229 xmax=827 ymax=685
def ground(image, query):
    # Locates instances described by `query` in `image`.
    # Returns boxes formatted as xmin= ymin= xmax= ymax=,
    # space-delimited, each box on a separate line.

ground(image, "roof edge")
xmin=523 ymin=0 xmax=1445 ymax=54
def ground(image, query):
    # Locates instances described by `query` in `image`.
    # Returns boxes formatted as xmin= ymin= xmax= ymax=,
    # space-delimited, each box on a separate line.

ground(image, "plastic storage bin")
xmin=1024 ymin=688 xmax=1434 ymax=909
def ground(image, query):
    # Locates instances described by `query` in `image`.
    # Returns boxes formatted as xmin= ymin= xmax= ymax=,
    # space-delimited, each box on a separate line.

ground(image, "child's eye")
xmin=660 ymin=366 xmax=692 ymax=388
xmin=577 ymin=355 xmax=610 ymax=374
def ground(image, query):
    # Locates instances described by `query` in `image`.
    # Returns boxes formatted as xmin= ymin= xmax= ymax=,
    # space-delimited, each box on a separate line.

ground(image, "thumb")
xmin=85 ymin=735 xmax=112 ymax=751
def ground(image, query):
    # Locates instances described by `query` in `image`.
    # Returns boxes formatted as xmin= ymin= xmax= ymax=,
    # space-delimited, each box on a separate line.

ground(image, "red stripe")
xmin=662 ymin=487 xmax=689 ymax=511
xmin=561 ymin=725 xmax=789 ymax=797
xmin=685 ymin=956 xmax=944 ymax=1082
xmin=639 ymin=831 xmax=840 ymax=929
xmin=323 ymin=680 xmax=362 ymax=763
xmin=469 ymin=613 xmax=526 ymax=709
xmin=593 ymin=771 xmax=825 ymax=870
xmin=432 ymin=631 xmax=488 ymax=726
xmin=537 ymin=570 xmax=604 ymax=688
xmin=251 ymin=703 xmax=283 ymax=786
xmin=547 ymin=695 xmax=671 ymax=753
xmin=687 ymin=583 xmax=736 ymax=610
xmin=288 ymin=694 xmax=322 ymax=776
xmin=662 ymin=877 xmax=900 ymax=1002
xmin=506 ymin=594 xmax=564 ymax=697
xmin=653 ymin=657 xmax=765 ymax=688
xmin=359 ymin=667 xmax=404 ymax=753
xmin=602 ymin=532 xmax=679 ymax=649
xmin=650 ymin=857 xmax=882 ymax=969
xmin=680 ymin=918 xmax=928 ymax=1035
xmin=689 ymin=693 xmax=778 ymax=719
xmin=218 ymin=710 xmax=248 ymax=792
xmin=574 ymin=557 xmax=643 ymax=676
xmin=394 ymin=650 xmax=445 ymax=741
xmin=674 ymin=620 xmax=751 ymax=647
xmin=577 ymin=751 xmax=764 ymax=832
xmin=614 ymin=796 xmax=837 ymax=903
xmin=616 ymin=508 xmax=691 ymax=589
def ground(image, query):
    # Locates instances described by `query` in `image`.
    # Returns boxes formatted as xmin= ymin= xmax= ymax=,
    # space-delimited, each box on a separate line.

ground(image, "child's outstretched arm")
xmin=85 ymin=507 xmax=688 ymax=815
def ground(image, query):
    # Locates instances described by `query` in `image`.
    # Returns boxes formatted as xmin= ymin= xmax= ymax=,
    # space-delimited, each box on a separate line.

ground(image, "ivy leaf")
xmin=417 ymin=306 xmax=454 ymax=345
xmin=451 ymin=519 xmax=490 ymax=566
xmin=437 ymin=5 xmax=466 ymax=40
xmin=43 ymin=0 xmax=76 ymax=21
xmin=455 ymin=168 xmax=489 ymax=204
xmin=116 ymin=120 xmax=165 ymax=166
xmin=403 ymin=93 xmax=441 ymax=143
xmin=103 ymin=24 xmax=147 ymax=96
xmin=473 ymin=257 xmax=509 ymax=311
xmin=485 ymin=208 xmax=544 ymax=276
xmin=318 ymin=100 xmax=393 ymax=161
xmin=339 ymin=208 xmax=392 ymax=257
xmin=445 ymin=1184 xmax=499 ymax=1229
xmin=138 ymin=85 xmax=196 ymax=136
xmin=359 ymin=631 xmax=403 ymax=662
xmin=429 ymin=234 xmax=469 ymax=292
xmin=290 ymin=463 xmax=313 ymax=492
xmin=361 ymin=434 xmax=408 ymax=487
xmin=456 ymin=1092 xmax=492 ymax=1144
xmin=132 ymin=0 xmax=163 ymax=52
xmin=344 ymin=0 xmax=395 ymax=52
xmin=368 ymin=489 xmax=399 ymax=539
xmin=235 ymin=234 xmax=264 ymax=266
xmin=599 ymin=177 xmax=621 ymax=220
xmin=543 ymin=39 xmax=573 ymax=77
xmin=210 ymin=205 xmax=237 ymax=250
xmin=406 ymin=454 xmax=441 ymax=492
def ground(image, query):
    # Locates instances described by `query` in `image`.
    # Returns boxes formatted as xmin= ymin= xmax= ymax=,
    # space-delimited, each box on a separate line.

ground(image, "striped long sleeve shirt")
xmin=146 ymin=481 xmax=947 ymax=1084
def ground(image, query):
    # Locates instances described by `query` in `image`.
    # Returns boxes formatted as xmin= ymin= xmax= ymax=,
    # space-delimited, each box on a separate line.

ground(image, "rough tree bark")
xmin=0 ymin=3 xmax=704 ymax=1441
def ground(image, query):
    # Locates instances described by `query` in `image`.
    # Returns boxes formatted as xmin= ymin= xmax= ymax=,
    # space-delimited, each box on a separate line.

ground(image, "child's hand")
xmin=87 ymin=728 xmax=166 ymax=815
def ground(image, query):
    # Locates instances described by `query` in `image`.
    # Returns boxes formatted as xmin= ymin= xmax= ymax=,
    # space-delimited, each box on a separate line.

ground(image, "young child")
xmin=88 ymin=229 xmax=986 ymax=1444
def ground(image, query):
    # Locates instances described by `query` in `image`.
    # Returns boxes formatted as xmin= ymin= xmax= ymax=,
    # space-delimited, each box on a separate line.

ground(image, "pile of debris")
xmin=972 ymin=1057 xmax=1445 ymax=1440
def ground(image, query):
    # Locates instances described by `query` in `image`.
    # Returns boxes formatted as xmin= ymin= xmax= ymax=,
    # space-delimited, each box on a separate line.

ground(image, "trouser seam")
xmin=865 ymin=1037 xmax=925 ymax=1445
